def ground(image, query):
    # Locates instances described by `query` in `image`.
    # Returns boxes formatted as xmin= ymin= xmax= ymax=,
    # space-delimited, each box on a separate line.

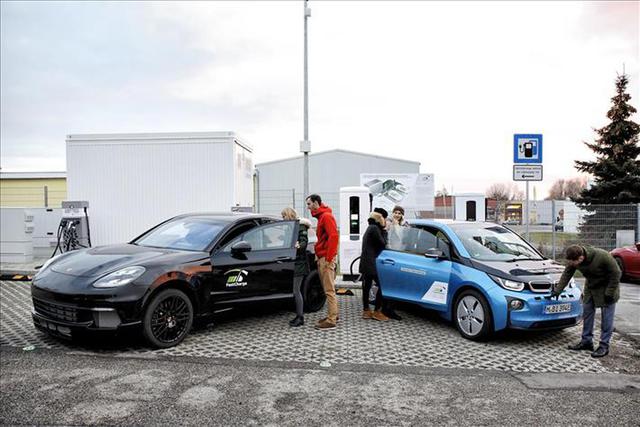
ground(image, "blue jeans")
xmin=581 ymin=299 xmax=616 ymax=350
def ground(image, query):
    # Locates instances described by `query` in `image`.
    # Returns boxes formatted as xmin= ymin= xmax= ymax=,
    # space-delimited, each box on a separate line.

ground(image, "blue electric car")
xmin=377 ymin=220 xmax=582 ymax=340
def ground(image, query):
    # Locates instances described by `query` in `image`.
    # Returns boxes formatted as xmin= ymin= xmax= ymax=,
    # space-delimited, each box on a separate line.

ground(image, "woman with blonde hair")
xmin=281 ymin=207 xmax=312 ymax=327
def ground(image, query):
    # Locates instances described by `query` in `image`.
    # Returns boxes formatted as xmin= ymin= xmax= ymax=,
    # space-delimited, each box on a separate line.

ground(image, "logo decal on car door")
xmin=421 ymin=281 xmax=449 ymax=304
xmin=225 ymin=269 xmax=249 ymax=287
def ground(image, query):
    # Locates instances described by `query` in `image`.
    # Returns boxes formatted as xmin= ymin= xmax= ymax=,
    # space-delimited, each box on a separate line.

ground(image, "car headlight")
xmin=93 ymin=266 xmax=146 ymax=288
xmin=35 ymin=254 xmax=64 ymax=278
xmin=489 ymin=274 xmax=525 ymax=292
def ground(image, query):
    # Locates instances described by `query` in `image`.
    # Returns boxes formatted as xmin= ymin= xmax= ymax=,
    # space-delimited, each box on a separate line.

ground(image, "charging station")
xmin=338 ymin=186 xmax=371 ymax=280
xmin=51 ymin=201 xmax=92 ymax=256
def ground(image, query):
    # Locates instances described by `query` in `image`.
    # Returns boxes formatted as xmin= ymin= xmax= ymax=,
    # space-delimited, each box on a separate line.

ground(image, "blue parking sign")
xmin=513 ymin=134 xmax=543 ymax=164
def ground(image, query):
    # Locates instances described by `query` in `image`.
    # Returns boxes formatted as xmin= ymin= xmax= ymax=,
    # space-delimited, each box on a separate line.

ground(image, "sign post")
xmin=513 ymin=134 xmax=543 ymax=241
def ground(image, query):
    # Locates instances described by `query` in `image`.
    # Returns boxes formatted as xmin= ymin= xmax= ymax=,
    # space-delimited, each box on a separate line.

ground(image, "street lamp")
xmin=300 ymin=0 xmax=311 ymax=216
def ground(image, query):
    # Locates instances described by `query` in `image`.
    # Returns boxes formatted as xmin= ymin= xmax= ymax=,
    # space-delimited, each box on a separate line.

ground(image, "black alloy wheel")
xmin=143 ymin=289 xmax=193 ymax=348
xmin=302 ymin=271 xmax=326 ymax=313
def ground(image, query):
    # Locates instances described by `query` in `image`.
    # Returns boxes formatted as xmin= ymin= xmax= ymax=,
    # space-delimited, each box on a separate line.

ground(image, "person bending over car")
xmin=551 ymin=245 xmax=621 ymax=358
xmin=281 ymin=207 xmax=312 ymax=328
xmin=359 ymin=211 xmax=389 ymax=321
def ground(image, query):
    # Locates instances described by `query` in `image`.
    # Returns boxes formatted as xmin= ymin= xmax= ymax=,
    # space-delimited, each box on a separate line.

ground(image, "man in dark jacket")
xmin=359 ymin=212 xmax=389 ymax=321
xmin=306 ymin=194 xmax=339 ymax=330
xmin=552 ymin=245 xmax=621 ymax=358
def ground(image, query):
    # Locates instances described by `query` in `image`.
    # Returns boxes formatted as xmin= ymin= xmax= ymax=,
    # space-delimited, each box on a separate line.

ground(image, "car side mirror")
xmin=636 ymin=242 xmax=640 ymax=251
xmin=231 ymin=241 xmax=252 ymax=254
xmin=425 ymin=248 xmax=446 ymax=260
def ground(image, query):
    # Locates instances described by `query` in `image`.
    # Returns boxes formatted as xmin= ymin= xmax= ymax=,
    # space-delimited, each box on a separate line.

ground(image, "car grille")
xmin=528 ymin=280 xmax=555 ymax=293
xmin=529 ymin=318 xmax=578 ymax=329
xmin=32 ymin=298 xmax=90 ymax=323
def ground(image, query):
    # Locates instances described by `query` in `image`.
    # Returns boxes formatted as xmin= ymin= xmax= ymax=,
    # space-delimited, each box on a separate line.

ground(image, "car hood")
xmin=471 ymin=258 xmax=566 ymax=282
xmin=50 ymin=244 xmax=203 ymax=278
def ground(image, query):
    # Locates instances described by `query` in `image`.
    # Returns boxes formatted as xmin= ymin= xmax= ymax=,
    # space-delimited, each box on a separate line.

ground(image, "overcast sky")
xmin=1 ymin=1 xmax=638 ymax=199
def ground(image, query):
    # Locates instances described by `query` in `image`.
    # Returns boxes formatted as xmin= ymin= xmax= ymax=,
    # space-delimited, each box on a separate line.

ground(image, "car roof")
xmin=173 ymin=212 xmax=280 ymax=223
xmin=410 ymin=219 xmax=503 ymax=228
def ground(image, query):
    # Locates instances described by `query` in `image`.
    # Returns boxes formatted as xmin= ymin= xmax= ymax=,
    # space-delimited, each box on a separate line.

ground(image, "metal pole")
xmin=525 ymin=181 xmax=530 ymax=241
xmin=292 ymin=188 xmax=296 ymax=211
xmin=302 ymin=0 xmax=310 ymax=216
xmin=44 ymin=185 xmax=49 ymax=208
xmin=552 ymin=199 xmax=556 ymax=259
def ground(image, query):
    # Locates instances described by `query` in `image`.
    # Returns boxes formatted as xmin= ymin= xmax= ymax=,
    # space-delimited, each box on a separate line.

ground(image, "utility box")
xmin=0 ymin=208 xmax=34 ymax=263
xmin=454 ymin=194 xmax=486 ymax=222
xmin=30 ymin=208 xmax=62 ymax=258
xmin=66 ymin=132 xmax=254 ymax=246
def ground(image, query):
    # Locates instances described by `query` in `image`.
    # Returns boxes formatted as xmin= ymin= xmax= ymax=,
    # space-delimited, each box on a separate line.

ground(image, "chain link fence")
xmin=257 ymin=189 xmax=340 ymax=223
xmin=257 ymin=189 xmax=639 ymax=260
xmin=506 ymin=203 xmax=639 ymax=259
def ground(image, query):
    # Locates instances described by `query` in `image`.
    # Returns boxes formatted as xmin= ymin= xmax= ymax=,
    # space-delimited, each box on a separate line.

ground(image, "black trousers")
xmin=362 ymin=273 xmax=383 ymax=311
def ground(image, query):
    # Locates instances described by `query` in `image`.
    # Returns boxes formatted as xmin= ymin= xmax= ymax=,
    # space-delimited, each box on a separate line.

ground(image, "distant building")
xmin=255 ymin=149 xmax=420 ymax=222
xmin=0 ymin=172 xmax=67 ymax=207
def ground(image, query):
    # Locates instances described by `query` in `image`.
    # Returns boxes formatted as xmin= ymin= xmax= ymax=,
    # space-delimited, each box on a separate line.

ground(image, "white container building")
xmin=66 ymin=132 xmax=253 ymax=246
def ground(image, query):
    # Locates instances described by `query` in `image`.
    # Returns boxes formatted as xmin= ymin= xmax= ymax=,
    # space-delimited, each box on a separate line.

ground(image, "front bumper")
xmin=31 ymin=299 xmax=142 ymax=338
xmin=30 ymin=270 xmax=148 ymax=337
xmin=506 ymin=290 xmax=583 ymax=331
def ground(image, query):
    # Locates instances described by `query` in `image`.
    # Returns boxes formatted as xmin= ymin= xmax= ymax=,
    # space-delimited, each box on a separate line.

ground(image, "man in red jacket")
xmin=306 ymin=194 xmax=339 ymax=329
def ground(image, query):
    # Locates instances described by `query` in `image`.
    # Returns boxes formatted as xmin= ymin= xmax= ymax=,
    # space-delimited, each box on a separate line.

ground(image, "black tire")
xmin=453 ymin=289 xmax=493 ymax=341
xmin=302 ymin=270 xmax=326 ymax=313
xmin=614 ymin=257 xmax=626 ymax=280
xmin=143 ymin=288 xmax=193 ymax=349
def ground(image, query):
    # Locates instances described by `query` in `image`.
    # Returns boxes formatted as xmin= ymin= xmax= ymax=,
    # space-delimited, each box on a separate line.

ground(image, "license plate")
xmin=544 ymin=303 xmax=572 ymax=314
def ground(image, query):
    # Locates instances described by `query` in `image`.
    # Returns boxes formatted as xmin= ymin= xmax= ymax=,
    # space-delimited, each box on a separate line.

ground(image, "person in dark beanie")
xmin=373 ymin=207 xmax=391 ymax=230
xmin=551 ymin=245 xmax=621 ymax=358
xmin=372 ymin=207 xmax=402 ymax=320
xmin=359 ymin=211 xmax=389 ymax=321
xmin=306 ymin=194 xmax=339 ymax=330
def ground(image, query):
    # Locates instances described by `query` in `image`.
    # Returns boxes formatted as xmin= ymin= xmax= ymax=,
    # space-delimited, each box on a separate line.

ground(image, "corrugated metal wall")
xmin=67 ymin=135 xmax=242 ymax=246
xmin=0 ymin=178 xmax=67 ymax=207
xmin=256 ymin=150 xmax=420 ymax=223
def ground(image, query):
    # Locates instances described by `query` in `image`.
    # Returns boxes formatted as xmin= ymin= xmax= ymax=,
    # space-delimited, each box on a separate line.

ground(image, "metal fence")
xmin=507 ymin=203 xmax=639 ymax=259
xmin=257 ymin=190 xmax=639 ymax=260
xmin=257 ymin=189 xmax=340 ymax=222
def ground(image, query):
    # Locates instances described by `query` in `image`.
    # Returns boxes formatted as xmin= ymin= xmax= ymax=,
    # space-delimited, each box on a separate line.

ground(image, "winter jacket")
xmin=294 ymin=218 xmax=311 ymax=277
xmin=554 ymin=246 xmax=621 ymax=307
xmin=359 ymin=218 xmax=387 ymax=276
xmin=311 ymin=204 xmax=339 ymax=262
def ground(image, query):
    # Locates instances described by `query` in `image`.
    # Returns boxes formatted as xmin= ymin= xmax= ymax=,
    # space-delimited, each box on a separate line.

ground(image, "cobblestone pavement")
xmin=2 ymin=281 xmax=637 ymax=373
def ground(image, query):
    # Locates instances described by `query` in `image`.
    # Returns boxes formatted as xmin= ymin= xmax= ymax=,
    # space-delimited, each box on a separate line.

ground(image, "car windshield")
xmin=450 ymin=224 xmax=542 ymax=262
xmin=134 ymin=217 xmax=226 ymax=251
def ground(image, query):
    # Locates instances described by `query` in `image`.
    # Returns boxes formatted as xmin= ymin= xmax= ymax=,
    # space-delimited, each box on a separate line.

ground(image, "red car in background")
xmin=611 ymin=243 xmax=640 ymax=281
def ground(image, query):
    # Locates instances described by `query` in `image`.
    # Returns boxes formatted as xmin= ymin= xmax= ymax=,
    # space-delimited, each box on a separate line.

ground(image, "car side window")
xmin=389 ymin=225 xmax=452 ymax=257
xmin=216 ymin=221 xmax=259 ymax=250
xmin=222 ymin=222 xmax=296 ymax=252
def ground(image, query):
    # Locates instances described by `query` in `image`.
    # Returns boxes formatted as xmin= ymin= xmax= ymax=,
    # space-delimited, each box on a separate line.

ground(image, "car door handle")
xmin=381 ymin=259 xmax=396 ymax=265
xmin=275 ymin=256 xmax=293 ymax=263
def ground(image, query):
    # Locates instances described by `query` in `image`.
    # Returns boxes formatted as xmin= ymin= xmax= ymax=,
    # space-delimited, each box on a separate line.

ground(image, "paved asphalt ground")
xmin=1 ymin=279 xmax=639 ymax=425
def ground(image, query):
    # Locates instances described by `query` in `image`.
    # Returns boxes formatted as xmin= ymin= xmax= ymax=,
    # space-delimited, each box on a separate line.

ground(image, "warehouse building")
xmin=255 ymin=149 xmax=420 ymax=221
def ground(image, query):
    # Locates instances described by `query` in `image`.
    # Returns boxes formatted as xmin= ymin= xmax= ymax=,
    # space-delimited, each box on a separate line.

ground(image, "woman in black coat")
xmin=359 ymin=212 xmax=389 ymax=321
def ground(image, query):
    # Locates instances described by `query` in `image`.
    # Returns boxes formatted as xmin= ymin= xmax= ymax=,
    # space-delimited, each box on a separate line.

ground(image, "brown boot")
xmin=315 ymin=319 xmax=337 ymax=330
xmin=362 ymin=309 xmax=374 ymax=319
xmin=372 ymin=310 xmax=389 ymax=321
